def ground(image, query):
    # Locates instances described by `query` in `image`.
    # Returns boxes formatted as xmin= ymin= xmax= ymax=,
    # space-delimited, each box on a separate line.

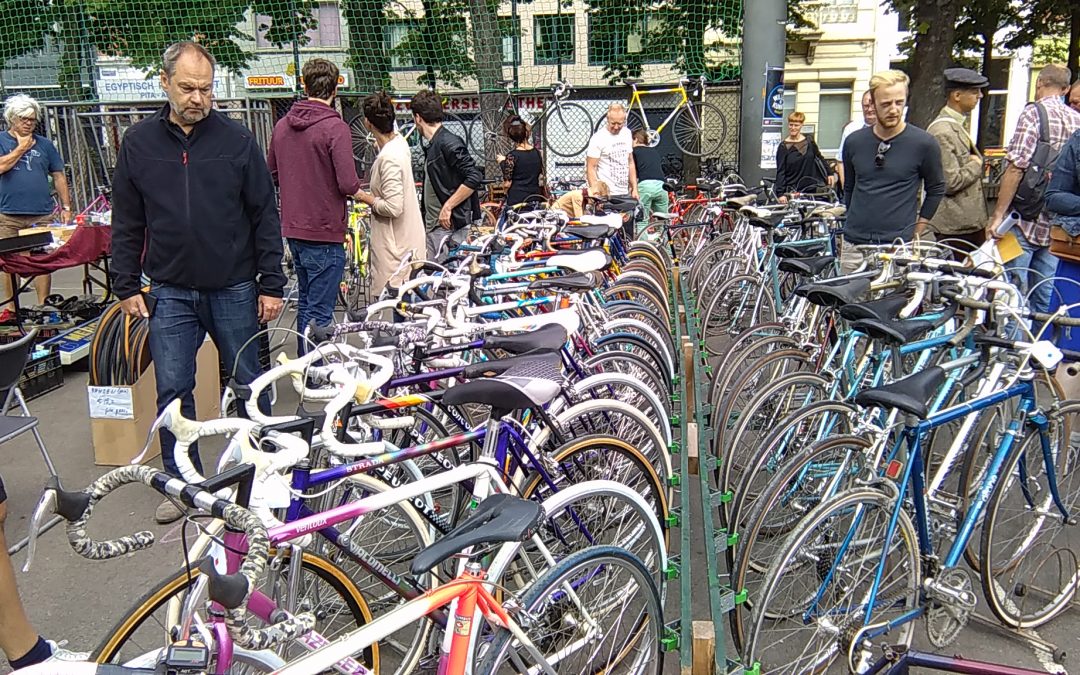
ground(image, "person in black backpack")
xmin=987 ymin=64 xmax=1080 ymax=313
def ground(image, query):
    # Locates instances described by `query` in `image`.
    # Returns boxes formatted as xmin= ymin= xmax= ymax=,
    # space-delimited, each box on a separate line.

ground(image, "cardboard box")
xmin=88 ymin=339 xmax=221 ymax=466
xmin=19 ymin=225 xmax=77 ymax=244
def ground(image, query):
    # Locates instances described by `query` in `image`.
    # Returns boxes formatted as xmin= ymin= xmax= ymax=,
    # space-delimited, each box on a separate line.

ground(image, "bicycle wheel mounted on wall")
xmin=673 ymin=101 xmax=727 ymax=157
xmin=541 ymin=102 xmax=593 ymax=157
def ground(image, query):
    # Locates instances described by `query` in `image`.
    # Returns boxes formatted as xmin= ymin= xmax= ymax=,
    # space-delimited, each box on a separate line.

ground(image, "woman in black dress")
xmin=499 ymin=116 xmax=545 ymax=226
xmin=775 ymin=111 xmax=835 ymax=203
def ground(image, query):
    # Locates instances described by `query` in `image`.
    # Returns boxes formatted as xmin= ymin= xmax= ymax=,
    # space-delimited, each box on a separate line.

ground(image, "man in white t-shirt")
xmin=586 ymin=103 xmax=638 ymax=198
xmin=836 ymin=90 xmax=876 ymax=188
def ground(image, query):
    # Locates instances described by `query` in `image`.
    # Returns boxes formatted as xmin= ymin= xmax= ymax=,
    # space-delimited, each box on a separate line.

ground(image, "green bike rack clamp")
xmin=669 ymin=440 xmax=681 ymax=454
xmin=734 ymin=588 xmax=749 ymax=605
xmin=710 ymin=490 xmax=733 ymax=507
xmin=668 ymin=473 xmax=681 ymax=488
xmin=666 ymin=509 xmax=681 ymax=528
xmin=664 ymin=560 xmax=680 ymax=581
xmin=670 ymin=413 xmax=681 ymax=427
xmin=661 ymin=625 xmax=681 ymax=652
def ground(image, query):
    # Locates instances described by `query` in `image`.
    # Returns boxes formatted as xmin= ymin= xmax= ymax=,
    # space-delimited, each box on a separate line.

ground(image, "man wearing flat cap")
xmin=926 ymin=67 xmax=990 ymax=257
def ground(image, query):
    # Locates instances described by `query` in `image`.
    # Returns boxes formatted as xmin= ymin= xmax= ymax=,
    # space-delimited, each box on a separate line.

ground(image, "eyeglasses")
xmin=875 ymin=141 xmax=891 ymax=168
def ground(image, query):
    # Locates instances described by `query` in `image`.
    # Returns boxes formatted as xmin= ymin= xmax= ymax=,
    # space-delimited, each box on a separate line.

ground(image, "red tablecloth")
xmin=0 ymin=225 xmax=111 ymax=275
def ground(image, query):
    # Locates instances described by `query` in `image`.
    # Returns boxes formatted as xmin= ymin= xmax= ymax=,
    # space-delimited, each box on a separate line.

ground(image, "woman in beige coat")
xmin=354 ymin=92 xmax=425 ymax=295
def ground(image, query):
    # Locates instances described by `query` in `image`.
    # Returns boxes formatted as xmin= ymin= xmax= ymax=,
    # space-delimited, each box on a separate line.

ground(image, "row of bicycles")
xmin=19 ymin=205 xmax=683 ymax=673
xmin=681 ymin=191 xmax=1080 ymax=673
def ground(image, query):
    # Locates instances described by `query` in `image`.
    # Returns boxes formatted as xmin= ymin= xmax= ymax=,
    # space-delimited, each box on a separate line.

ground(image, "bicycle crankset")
xmin=924 ymin=567 xmax=976 ymax=648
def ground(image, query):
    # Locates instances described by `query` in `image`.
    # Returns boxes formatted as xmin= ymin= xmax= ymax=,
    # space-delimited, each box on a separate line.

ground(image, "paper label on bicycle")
xmin=87 ymin=386 xmax=134 ymax=419
xmin=453 ymin=616 xmax=472 ymax=636
xmin=253 ymin=474 xmax=292 ymax=509
xmin=1028 ymin=341 xmax=1064 ymax=369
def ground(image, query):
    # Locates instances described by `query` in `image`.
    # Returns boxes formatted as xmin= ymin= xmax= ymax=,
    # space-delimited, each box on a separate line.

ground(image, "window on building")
xmin=981 ymin=59 xmax=1011 ymax=147
xmin=782 ymin=86 xmax=796 ymax=120
xmin=587 ymin=12 xmax=675 ymax=65
xmin=499 ymin=16 xmax=521 ymax=66
xmin=534 ymin=14 xmax=575 ymax=65
xmin=256 ymin=2 xmax=342 ymax=49
xmin=384 ymin=20 xmax=419 ymax=70
xmin=818 ymin=82 xmax=853 ymax=151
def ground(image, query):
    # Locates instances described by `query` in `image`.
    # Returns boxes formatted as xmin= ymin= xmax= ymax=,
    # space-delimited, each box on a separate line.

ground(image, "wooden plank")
xmin=687 ymin=422 xmax=699 ymax=475
xmin=692 ymin=620 xmax=716 ymax=674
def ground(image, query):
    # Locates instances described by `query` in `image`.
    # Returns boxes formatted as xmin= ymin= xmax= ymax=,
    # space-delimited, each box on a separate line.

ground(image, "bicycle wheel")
xmin=729 ymin=434 xmax=873 ymax=653
xmin=672 ymin=101 xmax=727 ymax=157
xmin=979 ymin=400 xmax=1080 ymax=628
xmin=701 ymin=274 xmax=776 ymax=344
xmin=727 ymin=401 xmax=858 ymax=535
xmin=94 ymin=550 xmax=377 ymax=672
xmin=349 ymin=113 xmax=377 ymax=169
xmin=584 ymin=350 xmax=668 ymax=403
xmin=477 ymin=546 xmax=664 ymax=674
xmin=540 ymin=399 xmax=672 ymax=492
xmin=713 ymin=348 xmax=810 ymax=451
xmin=746 ymin=488 xmax=919 ymax=674
xmin=309 ymin=473 xmax=436 ymax=673
xmin=541 ymin=101 xmax=593 ymax=157
xmin=511 ymin=479 xmax=668 ymax=598
xmin=570 ymin=371 xmax=672 ymax=439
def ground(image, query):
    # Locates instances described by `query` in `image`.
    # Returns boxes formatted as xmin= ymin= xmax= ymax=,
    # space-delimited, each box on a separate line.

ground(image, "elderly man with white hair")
xmin=586 ymin=102 xmax=638 ymax=201
xmin=0 ymin=94 xmax=69 ymax=319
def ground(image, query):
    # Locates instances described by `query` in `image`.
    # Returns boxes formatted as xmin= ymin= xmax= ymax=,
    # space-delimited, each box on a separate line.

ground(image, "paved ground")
xmin=0 ymin=267 xmax=1077 ymax=673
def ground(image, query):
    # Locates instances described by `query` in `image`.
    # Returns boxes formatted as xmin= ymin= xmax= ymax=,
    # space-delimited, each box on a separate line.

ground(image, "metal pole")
xmin=511 ymin=0 xmax=519 ymax=89
xmin=738 ymin=0 xmax=786 ymax=187
xmin=290 ymin=0 xmax=303 ymax=96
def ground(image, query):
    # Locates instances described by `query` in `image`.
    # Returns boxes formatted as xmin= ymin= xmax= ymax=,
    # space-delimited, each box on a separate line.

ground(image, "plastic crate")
xmin=21 ymin=349 xmax=63 ymax=401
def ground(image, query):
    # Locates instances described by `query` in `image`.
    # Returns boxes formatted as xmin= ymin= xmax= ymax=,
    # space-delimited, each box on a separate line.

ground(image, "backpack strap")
xmin=1035 ymin=102 xmax=1050 ymax=143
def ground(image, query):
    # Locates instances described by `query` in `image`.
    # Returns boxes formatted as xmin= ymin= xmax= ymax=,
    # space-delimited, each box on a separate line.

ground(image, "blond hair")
xmin=787 ymin=111 xmax=805 ymax=123
xmin=869 ymin=70 xmax=910 ymax=100
xmin=592 ymin=181 xmax=610 ymax=198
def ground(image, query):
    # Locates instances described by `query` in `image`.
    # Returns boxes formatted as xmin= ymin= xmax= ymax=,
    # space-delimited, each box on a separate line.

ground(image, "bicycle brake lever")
xmin=22 ymin=488 xmax=57 ymax=573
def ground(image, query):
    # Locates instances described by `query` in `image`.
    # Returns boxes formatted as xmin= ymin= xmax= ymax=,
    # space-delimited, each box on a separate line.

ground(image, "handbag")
xmin=1050 ymin=225 xmax=1080 ymax=262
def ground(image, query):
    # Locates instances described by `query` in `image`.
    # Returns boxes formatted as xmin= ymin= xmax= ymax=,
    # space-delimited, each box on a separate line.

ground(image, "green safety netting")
xmin=0 ymin=0 xmax=744 ymax=101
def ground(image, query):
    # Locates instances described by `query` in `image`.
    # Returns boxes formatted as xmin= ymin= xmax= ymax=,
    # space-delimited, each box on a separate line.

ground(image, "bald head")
xmin=1070 ymin=81 xmax=1080 ymax=113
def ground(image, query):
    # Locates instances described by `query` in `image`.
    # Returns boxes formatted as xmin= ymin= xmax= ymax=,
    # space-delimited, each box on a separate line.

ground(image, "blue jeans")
xmin=147 ymin=280 xmax=269 ymax=476
xmin=1005 ymin=227 xmax=1060 ymax=315
xmin=288 ymin=239 xmax=345 ymax=354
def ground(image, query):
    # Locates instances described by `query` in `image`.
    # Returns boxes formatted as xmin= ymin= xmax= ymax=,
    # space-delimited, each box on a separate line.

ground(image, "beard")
xmin=170 ymin=99 xmax=209 ymax=125
xmin=879 ymin=114 xmax=901 ymax=129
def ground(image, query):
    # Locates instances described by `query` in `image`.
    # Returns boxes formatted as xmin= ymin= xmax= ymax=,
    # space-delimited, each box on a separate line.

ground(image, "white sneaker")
xmin=45 ymin=640 xmax=90 ymax=662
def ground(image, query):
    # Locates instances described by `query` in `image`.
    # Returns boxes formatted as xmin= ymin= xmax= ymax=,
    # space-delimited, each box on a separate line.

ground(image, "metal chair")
xmin=0 ymin=329 xmax=57 ymax=476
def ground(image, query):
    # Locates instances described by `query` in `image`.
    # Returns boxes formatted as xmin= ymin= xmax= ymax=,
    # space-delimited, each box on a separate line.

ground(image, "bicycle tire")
xmin=727 ymin=401 xmax=858 ymax=536
xmin=707 ymin=323 xmax=789 ymax=395
xmin=592 ymin=108 xmax=646 ymax=135
xmin=567 ymin=371 xmax=672 ymax=441
xmin=593 ymin=332 xmax=673 ymax=391
xmin=746 ymin=487 xmax=919 ymax=674
xmin=712 ymin=347 xmax=809 ymax=447
xmin=728 ymin=433 xmax=873 ymax=652
xmin=93 ymin=550 xmax=379 ymax=672
xmin=979 ymin=400 xmax=1080 ymax=628
xmin=673 ymin=101 xmax=727 ymax=157
xmin=540 ymin=101 xmax=593 ymax=157
xmin=476 ymin=546 xmax=664 ymax=675
xmin=535 ymin=399 xmax=672 ymax=493
xmin=584 ymin=349 xmax=668 ymax=401
xmin=701 ymin=274 xmax=777 ymax=346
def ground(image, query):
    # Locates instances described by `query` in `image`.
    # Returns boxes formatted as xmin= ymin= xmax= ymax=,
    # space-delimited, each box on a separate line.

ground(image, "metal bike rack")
xmin=663 ymin=259 xmax=757 ymax=674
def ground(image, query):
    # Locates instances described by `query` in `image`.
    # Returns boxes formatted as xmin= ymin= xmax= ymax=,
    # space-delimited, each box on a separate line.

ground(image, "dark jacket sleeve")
xmin=449 ymin=134 xmax=483 ymax=191
xmin=109 ymin=139 xmax=147 ymax=301
xmin=843 ymin=146 xmax=856 ymax=207
xmin=774 ymin=143 xmax=789 ymax=195
xmin=918 ymin=135 xmax=946 ymax=220
xmin=1046 ymin=134 xmax=1080 ymax=216
xmin=241 ymin=138 xmax=286 ymax=297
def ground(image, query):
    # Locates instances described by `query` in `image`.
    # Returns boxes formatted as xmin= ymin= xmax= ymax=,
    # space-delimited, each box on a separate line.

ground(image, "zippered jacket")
xmin=111 ymin=105 xmax=285 ymax=300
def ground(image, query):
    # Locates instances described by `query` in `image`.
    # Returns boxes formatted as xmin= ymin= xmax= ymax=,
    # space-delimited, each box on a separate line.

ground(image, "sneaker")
xmin=154 ymin=498 xmax=185 ymax=524
xmin=45 ymin=640 xmax=89 ymax=662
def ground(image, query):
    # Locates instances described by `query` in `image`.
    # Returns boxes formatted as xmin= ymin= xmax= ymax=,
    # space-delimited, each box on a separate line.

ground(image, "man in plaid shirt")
xmin=987 ymin=64 xmax=1080 ymax=313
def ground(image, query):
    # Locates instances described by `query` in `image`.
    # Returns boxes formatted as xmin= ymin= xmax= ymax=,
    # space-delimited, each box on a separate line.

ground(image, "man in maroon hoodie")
xmin=267 ymin=58 xmax=361 ymax=352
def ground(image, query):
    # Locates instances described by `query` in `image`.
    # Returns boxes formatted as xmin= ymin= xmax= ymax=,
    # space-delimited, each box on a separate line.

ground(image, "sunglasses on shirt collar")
xmin=875 ymin=141 xmax=891 ymax=168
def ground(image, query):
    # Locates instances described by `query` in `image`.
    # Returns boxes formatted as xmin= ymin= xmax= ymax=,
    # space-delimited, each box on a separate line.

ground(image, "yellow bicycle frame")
xmin=627 ymin=83 xmax=690 ymax=137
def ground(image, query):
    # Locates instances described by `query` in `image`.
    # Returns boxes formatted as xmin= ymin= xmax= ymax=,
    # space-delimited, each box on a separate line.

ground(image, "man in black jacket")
xmin=111 ymin=41 xmax=285 ymax=523
xmin=411 ymin=91 xmax=482 ymax=259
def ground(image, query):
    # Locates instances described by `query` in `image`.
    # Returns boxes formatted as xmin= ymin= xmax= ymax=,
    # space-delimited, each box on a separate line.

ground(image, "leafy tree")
xmin=342 ymin=0 xmax=389 ymax=93
xmin=389 ymin=0 xmax=474 ymax=88
xmin=0 ymin=0 xmax=52 ymax=74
